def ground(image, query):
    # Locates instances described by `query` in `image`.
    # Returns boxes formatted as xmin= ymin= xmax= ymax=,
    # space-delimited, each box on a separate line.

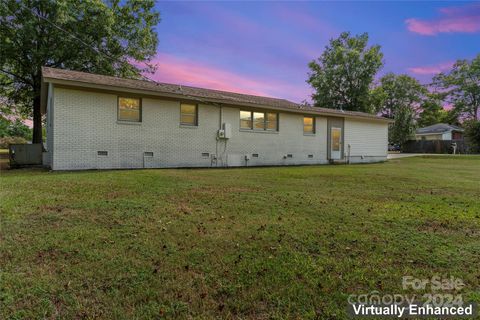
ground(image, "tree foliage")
xmin=464 ymin=120 xmax=480 ymax=153
xmin=372 ymin=73 xmax=426 ymax=145
xmin=417 ymin=95 xmax=449 ymax=127
xmin=0 ymin=116 xmax=32 ymax=139
xmin=433 ymin=54 xmax=480 ymax=121
xmin=307 ymin=32 xmax=383 ymax=113
xmin=0 ymin=0 xmax=160 ymax=143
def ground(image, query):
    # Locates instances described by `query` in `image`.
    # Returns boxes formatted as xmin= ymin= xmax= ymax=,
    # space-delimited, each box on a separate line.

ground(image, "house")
xmin=415 ymin=123 xmax=464 ymax=141
xmin=40 ymin=67 xmax=391 ymax=170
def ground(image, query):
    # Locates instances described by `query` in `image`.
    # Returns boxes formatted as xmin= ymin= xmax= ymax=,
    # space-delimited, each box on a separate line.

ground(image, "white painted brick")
xmin=50 ymin=87 xmax=387 ymax=170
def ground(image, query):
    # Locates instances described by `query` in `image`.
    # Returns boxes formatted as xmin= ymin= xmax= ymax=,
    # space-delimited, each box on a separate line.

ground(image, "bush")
xmin=464 ymin=120 xmax=480 ymax=153
xmin=0 ymin=136 xmax=28 ymax=149
xmin=0 ymin=117 xmax=32 ymax=140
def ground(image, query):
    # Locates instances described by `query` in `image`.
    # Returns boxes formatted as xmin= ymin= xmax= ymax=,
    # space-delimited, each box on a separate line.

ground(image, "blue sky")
xmin=148 ymin=1 xmax=480 ymax=102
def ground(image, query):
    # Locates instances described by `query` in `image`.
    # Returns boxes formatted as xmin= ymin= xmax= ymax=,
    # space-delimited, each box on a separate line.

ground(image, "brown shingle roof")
xmin=42 ymin=67 xmax=390 ymax=122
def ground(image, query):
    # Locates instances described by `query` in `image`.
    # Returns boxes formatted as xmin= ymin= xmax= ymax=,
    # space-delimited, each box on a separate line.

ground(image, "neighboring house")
xmin=40 ymin=67 xmax=391 ymax=170
xmin=415 ymin=123 xmax=464 ymax=141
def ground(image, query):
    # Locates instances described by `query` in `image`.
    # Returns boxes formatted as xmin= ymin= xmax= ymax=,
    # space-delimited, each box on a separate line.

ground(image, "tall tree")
xmin=0 ymin=0 xmax=160 ymax=144
xmin=441 ymin=108 xmax=462 ymax=126
xmin=464 ymin=120 xmax=480 ymax=153
xmin=307 ymin=32 xmax=384 ymax=113
xmin=417 ymin=94 xmax=447 ymax=127
xmin=372 ymin=73 xmax=426 ymax=145
xmin=433 ymin=54 xmax=480 ymax=121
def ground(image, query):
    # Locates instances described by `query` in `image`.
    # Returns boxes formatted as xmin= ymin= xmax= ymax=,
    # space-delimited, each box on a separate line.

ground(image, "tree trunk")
xmin=32 ymin=94 xmax=43 ymax=145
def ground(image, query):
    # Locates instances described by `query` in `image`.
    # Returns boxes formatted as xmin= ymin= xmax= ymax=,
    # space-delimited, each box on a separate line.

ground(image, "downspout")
xmin=347 ymin=144 xmax=351 ymax=164
xmin=215 ymin=106 xmax=223 ymax=167
xmin=47 ymin=82 xmax=54 ymax=168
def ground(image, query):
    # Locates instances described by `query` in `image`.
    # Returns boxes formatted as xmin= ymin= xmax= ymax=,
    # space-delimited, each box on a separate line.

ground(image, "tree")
xmin=433 ymin=54 xmax=480 ymax=121
xmin=464 ymin=120 xmax=480 ymax=153
xmin=307 ymin=32 xmax=383 ymax=113
xmin=441 ymin=108 xmax=462 ymax=126
xmin=0 ymin=0 xmax=160 ymax=144
xmin=417 ymin=95 xmax=447 ymax=127
xmin=373 ymin=73 xmax=426 ymax=145
xmin=0 ymin=116 xmax=32 ymax=139
xmin=0 ymin=116 xmax=9 ymax=137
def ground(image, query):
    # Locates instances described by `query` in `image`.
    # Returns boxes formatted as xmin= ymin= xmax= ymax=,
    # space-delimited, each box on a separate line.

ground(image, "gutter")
xmin=41 ymin=76 xmax=392 ymax=123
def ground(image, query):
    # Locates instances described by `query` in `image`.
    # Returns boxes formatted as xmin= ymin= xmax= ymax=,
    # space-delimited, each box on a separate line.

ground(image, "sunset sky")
xmin=150 ymin=1 xmax=480 ymax=103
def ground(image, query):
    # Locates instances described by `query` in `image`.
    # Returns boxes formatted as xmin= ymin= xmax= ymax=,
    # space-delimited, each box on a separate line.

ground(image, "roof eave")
xmin=42 ymin=75 xmax=392 ymax=123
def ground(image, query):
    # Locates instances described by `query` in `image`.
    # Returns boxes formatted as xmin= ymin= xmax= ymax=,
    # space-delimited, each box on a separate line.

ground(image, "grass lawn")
xmin=1 ymin=156 xmax=479 ymax=319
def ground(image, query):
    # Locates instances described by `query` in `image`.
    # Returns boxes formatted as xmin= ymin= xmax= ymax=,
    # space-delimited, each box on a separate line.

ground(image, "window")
xmin=253 ymin=112 xmax=264 ymax=130
xmin=240 ymin=111 xmax=278 ymax=131
xmin=240 ymin=111 xmax=252 ymax=129
xmin=303 ymin=116 xmax=315 ymax=134
xmin=118 ymin=97 xmax=141 ymax=122
xmin=180 ymin=103 xmax=197 ymax=126
xmin=265 ymin=113 xmax=278 ymax=131
xmin=97 ymin=151 xmax=108 ymax=156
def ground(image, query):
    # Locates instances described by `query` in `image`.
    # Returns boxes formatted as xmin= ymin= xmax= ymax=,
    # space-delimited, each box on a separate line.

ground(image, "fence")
xmin=402 ymin=140 xmax=472 ymax=154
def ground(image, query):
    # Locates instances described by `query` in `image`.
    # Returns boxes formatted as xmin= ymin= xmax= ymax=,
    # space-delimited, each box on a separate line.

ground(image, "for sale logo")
xmin=402 ymin=275 xmax=465 ymax=292
xmin=347 ymin=274 xmax=477 ymax=318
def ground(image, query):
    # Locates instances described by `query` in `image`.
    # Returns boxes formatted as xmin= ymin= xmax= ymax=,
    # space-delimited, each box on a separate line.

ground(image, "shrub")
xmin=0 ymin=136 xmax=28 ymax=149
xmin=464 ymin=120 xmax=480 ymax=153
xmin=0 ymin=117 xmax=32 ymax=140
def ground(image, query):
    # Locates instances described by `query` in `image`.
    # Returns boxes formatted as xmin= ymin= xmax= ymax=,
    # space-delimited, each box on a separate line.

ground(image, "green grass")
xmin=1 ymin=156 xmax=479 ymax=319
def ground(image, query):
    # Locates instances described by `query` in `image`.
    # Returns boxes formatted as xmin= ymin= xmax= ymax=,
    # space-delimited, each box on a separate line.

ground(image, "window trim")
xmin=240 ymin=110 xmax=279 ymax=132
xmin=303 ymin=116 xmax=315 ymax=134
xmin=180 ymin=103 xmax=198 ymax=126
xmin=117 ymin=96 xmax=142 ymax=122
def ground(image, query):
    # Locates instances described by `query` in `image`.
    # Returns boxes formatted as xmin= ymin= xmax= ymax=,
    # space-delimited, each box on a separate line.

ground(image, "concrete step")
xmin=329 ymin=159 xmax=347 ymax=165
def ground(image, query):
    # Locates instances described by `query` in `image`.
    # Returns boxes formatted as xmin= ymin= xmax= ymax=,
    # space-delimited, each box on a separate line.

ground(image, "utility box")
xmin=9 ymin=144 xmax=43 ymax=168
xmin=222 ymin=123 xmax=232 ymax=139
xmin=217 ymin=123 xmax=231 ymax=139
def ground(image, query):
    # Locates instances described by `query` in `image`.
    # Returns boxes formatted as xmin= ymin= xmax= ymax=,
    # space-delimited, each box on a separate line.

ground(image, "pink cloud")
xmin=23 ymin=119 xmax=33 ymax=128
xmin=406 ymin=4 xmax=480 ymax=35
xmin=443 ymin=103 xmax=454 ymax=111
xmin=3 ymin=114 xmax=33 ymax=128
xmin=142 ymin=54 xmax=311 ymax=102
xmin=408 ymin=61 xmax=454 ymax=75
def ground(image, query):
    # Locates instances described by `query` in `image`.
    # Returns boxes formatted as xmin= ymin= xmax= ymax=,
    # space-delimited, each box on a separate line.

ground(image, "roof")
xmin=41 ymin=67 xmax=390 ymax=122
xmin=416 ymin=123 xmax=464 ymax=135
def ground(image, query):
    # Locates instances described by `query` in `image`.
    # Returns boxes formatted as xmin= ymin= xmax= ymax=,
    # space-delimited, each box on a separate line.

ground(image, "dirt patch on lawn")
xmin=418 ymin=220 xmax=480 ymax=237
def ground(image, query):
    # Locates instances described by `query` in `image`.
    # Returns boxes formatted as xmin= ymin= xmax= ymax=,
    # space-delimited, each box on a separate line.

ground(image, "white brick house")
xmin=40 ymin=67 xmax=391 ymax=170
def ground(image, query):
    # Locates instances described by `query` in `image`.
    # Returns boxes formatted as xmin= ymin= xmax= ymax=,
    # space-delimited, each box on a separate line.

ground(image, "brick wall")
xmin=49 ymin=87 xmax=387 ymax=170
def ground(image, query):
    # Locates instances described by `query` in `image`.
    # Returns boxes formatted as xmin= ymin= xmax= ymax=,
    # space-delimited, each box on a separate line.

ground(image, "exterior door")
xmin=330 ymin=127 xmax=342 ymax=160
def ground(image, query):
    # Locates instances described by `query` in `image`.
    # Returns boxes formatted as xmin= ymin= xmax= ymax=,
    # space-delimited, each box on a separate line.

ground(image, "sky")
xmin=148 ymin=1 xmax=480 ymax=103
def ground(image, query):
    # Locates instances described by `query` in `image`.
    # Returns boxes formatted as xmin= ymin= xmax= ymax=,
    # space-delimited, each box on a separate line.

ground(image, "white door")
xmin=331 ymin=127 xmax=342 ymax=160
